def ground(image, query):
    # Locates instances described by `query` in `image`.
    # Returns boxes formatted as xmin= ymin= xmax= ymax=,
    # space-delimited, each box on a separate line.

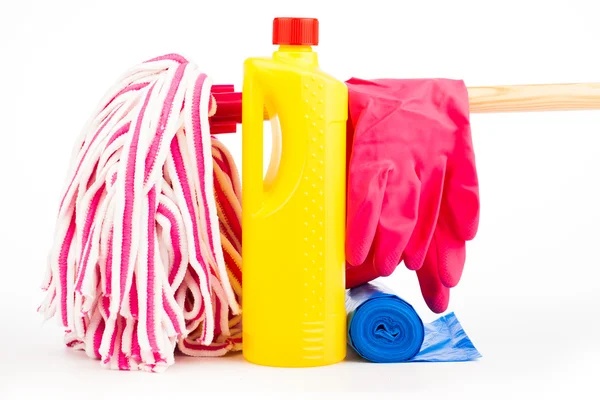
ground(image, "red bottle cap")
xmin=272 ymin=17 xmax=319 ymax=46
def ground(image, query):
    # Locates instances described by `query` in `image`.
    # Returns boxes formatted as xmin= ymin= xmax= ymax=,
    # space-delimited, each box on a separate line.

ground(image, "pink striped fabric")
xmin=39 ymin=54 xmax=242 ymax=371
xmin=178 ymin=137 xmax=243 ymax=357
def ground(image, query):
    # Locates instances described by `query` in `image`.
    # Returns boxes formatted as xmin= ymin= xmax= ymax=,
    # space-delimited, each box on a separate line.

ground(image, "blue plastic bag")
xmin=346 ymin=283 xmax=481 ymax=363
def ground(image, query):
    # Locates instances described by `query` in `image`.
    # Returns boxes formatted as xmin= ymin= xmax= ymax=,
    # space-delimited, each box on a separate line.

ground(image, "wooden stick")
xmin=468 ymin=83 xmax=600 ymax=113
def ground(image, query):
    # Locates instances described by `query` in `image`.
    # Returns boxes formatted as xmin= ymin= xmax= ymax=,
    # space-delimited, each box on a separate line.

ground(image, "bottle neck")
xmin=277 ymin=45 xmax=313 ymax=52
xmin=274 ymin=45 xmax=318 ymax=65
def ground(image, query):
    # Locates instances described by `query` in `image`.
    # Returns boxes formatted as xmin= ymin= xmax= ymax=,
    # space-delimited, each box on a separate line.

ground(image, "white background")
xmin=1 ymin=0 xmax=599 ymax=398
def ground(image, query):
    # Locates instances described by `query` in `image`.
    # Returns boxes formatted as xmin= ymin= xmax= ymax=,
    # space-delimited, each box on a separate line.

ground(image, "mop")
xmin=39 ymin=54 xmax=242 ymax=371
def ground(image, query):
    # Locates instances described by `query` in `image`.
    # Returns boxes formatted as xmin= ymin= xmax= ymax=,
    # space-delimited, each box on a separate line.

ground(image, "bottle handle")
xmin=242 ymin=67 xmax=265 ymax=215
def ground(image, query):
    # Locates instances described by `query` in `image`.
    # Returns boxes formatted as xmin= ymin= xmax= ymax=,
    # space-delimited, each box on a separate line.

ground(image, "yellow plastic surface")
xmin=242 ymin=45 xmax=348 ymax=367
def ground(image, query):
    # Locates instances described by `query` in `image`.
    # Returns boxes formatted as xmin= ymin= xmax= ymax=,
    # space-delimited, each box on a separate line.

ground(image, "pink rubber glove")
xmin=416 ymin=110 xmax=480 ymax=312
xmin=345 ymin=78 xmax=479 ymax=312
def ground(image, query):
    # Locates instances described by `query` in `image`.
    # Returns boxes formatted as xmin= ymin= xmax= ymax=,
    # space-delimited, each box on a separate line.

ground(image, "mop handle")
xmin=210 ymin=82 xmax=600 ymax=133
xmin=467 ymin=82 xmax=600 ymax=113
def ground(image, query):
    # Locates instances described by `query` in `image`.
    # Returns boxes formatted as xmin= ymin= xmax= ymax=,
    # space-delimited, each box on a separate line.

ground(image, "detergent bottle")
xmin=242 ymin=17 xmax=348 ymax=367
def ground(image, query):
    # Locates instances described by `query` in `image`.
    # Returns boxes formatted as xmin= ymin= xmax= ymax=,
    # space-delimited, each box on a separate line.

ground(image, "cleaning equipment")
xmin=39 ymin=54 xmax=243 ymax=370
xmin=346 ymin=282 xmax=481 ymax=363
xmin=344 ymin=78 xmax=479 ymax=314
xmin=242 ymin=17 xmax=348 ymax=367
xmin=39 ymin=15 xmax=600 ymax=373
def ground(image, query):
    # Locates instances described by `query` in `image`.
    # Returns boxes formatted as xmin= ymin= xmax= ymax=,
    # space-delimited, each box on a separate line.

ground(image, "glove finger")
xmin=346 ymin=161 xmax=392 ymax=266
xmin=416 ymin=235 xmax=450 ymax=313
xmin=433 ymin=214 xmax=467 ymax=288
xmin=446 ymin=158 xmax=480 ymax=241
xmin=439 ymin=241 xmax=466 ymax=288
xmin=345 ymin=248 xmax=381 ymax=289
xmin=446 ymin=109 xmax=479 ymax=241
xmin=403 ymin=161 xmax=446 ymax=271
xmin=370 ymin=166 xmax=420 ymax=276
xmin=439 ymin=79 xmax=479 ymax=241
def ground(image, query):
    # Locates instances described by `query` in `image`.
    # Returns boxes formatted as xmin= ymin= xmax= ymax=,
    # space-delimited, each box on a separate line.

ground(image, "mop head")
xmin=39 ymin=54 xmax=242 ymax=372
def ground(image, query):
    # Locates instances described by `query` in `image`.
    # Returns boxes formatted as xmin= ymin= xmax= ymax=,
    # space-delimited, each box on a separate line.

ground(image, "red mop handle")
xmin=210 ymin=85 xmax=269 ymax=134
xmin=210 ymin=85 xmax=240 ymax=134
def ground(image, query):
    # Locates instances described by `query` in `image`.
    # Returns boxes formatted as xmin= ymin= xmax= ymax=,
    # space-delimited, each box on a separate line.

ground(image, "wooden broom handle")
xmin=468 ymin=83 xmax=600 ymax=113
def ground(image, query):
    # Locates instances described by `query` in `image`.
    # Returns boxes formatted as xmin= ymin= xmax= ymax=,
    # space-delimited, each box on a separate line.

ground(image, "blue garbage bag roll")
xmin=346 ymin=282 xmax=482 ymax=363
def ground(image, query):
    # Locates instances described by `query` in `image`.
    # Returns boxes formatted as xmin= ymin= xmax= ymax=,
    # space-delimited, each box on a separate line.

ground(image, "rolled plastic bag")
xmin=346 ymin=282 xmax=481 ymax=363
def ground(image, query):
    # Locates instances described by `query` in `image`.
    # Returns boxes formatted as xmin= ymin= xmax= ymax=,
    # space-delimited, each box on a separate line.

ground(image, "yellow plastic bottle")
xmin=242 ymin=17 xmax=348 ymax=367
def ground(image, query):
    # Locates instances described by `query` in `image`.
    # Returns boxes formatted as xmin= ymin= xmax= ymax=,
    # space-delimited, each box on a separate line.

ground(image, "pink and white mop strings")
xmin=39 ymin=54 xmax=241 ymax=371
